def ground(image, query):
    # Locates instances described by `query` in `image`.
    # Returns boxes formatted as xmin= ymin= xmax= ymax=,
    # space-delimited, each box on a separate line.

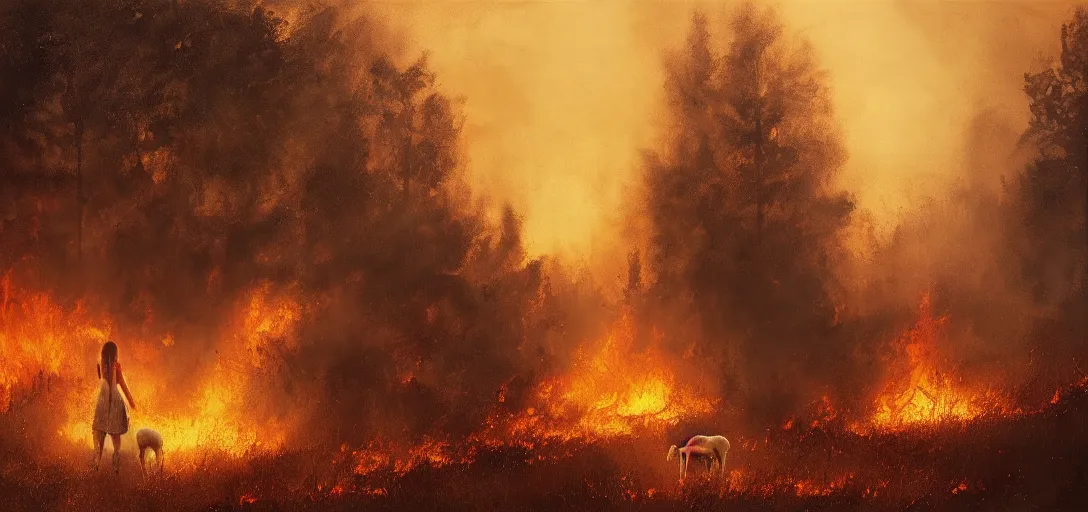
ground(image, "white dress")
xmin=91 ymin=363 xmax=128 ymax=435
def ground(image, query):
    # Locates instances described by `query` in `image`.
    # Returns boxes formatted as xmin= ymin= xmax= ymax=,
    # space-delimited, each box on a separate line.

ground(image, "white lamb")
xmin=136 ymin=428 xmax=163 ymax=477
xmin=667 ymin=434 xmax=730 ymax=481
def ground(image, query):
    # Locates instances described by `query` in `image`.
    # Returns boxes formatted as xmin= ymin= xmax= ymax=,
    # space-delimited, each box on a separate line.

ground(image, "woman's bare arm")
xmin=117 ymin=365 xmax=136 ymax=410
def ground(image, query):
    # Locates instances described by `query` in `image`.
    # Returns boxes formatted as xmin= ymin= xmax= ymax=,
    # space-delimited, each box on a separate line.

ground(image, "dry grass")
xmin=2 ymin=387 xmax=1087 ymax=511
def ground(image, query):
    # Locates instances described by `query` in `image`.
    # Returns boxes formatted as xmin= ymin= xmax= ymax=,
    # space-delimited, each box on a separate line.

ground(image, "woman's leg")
xmin=110 ymin=434 xmax=122 ymax=473
xmin=92 ymin=430 xmax=106 ymax=470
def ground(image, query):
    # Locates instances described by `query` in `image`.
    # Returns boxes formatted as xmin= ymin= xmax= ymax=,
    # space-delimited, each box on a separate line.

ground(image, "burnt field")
xmin=3 ymin=381 xmax=1087 ymax=512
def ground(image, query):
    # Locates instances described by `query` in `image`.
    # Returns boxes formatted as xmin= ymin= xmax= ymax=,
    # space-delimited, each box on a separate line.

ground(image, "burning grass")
xmin=853 ymin=293 xmax=1019 ymax=434
xmin=474 ymin=311 xmax=716 ymax=445
xmin=3 ymin=384 xmax=1088 ymax=511
xmin=1 ymin=278 xmax=304 ymax=458
xmin=2 ymin=283 xmax=1086 ymax=510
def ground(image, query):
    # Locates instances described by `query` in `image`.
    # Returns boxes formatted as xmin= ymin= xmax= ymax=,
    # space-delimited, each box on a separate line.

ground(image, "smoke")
xmin=372 ymin=1 xmax=1070 ymax=256
xmin=1 ymin=0 xmax=1085 ymax=459
xmin=616 ymin=0 xmax=1083 ymax=426
xmin=0 ymin=0 xmax=597 ymax=449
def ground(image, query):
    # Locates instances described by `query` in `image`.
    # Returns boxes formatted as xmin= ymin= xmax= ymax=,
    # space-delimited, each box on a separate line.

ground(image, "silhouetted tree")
xmin=1022 ymin=7 xmax=1088 ymax=300
xmin=643 ymin=4 xmax=853 ymax=420
xmin=0 ymin=0 xmax=557 ymax=443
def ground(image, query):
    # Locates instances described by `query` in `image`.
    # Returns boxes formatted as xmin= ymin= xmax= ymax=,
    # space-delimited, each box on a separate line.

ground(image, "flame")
xmin=1 ymin=275 xmax=304 ymax=458
xmin=0 ymin=273 xmax=113 ymax=410
xmin=862 ymin=293 xmax=1008 ymax=431
xmin=334 ymin=310 xmax=717 ymax=482
xmin=77 ymin=283 xmax=301 ymax=455
xmin=738 ymin=471 xmax=860 ymax=498
xmin=1050 ymin=376 xmax=1088 ymax=406
xmin=350 ymin=436 xmax=456 ymax=477
xmin=792 ymin=473 xmax=855 ymax=497
xmin=481 ymin=310 xmax=716 ymax=443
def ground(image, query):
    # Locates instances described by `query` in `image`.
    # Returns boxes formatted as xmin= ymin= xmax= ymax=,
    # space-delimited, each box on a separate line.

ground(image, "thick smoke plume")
xmin=630 ymin=1 xmax=1087 ymax=430
xmin=0 ymin=0 xmax=1085 ymax=485
xmin=0 ymin=0 xmax=602 ymax=449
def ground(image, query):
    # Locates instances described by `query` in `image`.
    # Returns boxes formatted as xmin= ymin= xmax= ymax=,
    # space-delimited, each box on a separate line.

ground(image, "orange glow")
xmin=376 ymin=1 xmax=1072 ymax=265
xmin=0 ymin=276 xmax=113 ymax=411
xmin=59 ymin=283 xmax=302 ymax=456
xmin=333 ymin=309 xmax=717 ymax=481
xmin=350 ymin=436 xmax=456 ymax=477
xmin=1 ymin=276 xmax=303 ymax=458
xmin=739 ymin=471 xmax=860 ymax=498
xmin=861 ymin=293 xmax=1009 ymax=432
xmin=793 ymin=473 xmax=855 ymax=497
xmin=479 ymin=310 xmax=716 ymax=444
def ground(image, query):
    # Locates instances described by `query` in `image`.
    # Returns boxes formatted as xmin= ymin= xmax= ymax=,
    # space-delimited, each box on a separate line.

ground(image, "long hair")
xmin=100 ymin=341 xmax=118 ymax=384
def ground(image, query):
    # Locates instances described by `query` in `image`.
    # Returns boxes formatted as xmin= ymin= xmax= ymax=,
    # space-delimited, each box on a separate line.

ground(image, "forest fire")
xmin=335 ymin=311 xmax=715 ymax=478
xmin=857 ymin=293 xmax=1014 ymax=432
xmin=791 ymin=473 xmax=855 ymax=497
xmin=0 ymin=273 xmax=112 ymax=411
xmin=480 ymin=311 xmax=716 ymax=444
xmin=348 ymin=436 xmax=455 ymax=477
xmin=2 ymin=0 xmax=1087 ymax=510
xmin=1 ymin=276 xmax=302 ymax=458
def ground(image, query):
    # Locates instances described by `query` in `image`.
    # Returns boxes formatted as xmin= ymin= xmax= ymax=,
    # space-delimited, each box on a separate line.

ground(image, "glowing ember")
xmin=351 ymin=436 xmax=458 ymax=477
xmin=793 ymin=473 xmax=854 ymax=497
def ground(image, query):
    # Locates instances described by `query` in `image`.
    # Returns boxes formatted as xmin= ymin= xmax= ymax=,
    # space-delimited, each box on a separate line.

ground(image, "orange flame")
xmin=1 ymin=276 xmax=304 ymax=459
xmin=336 ymin=310 xmax=718 ymax=480
xmin=862 ymin=293 xmax=1009 ymax=432
xmin=0 ymin=274 xmax=113 ymax=410
xmin=792 ymin=473 xmax=855 ymax=497
xmin=480 ymin=310 xmax=716 ymax=444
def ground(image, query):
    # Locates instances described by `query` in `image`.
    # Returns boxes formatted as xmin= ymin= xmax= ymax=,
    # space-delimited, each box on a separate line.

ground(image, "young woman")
xmin=91 ymin=341 xmax=136 ymax=473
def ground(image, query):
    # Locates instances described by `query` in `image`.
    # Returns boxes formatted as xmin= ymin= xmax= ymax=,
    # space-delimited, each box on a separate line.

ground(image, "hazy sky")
xmin=368 ymin=0 xmax=1074 ymax=262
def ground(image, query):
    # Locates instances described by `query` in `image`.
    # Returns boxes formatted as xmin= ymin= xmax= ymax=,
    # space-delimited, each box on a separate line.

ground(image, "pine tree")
xmin=644 ymin=4 xmax=853 ymax=419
